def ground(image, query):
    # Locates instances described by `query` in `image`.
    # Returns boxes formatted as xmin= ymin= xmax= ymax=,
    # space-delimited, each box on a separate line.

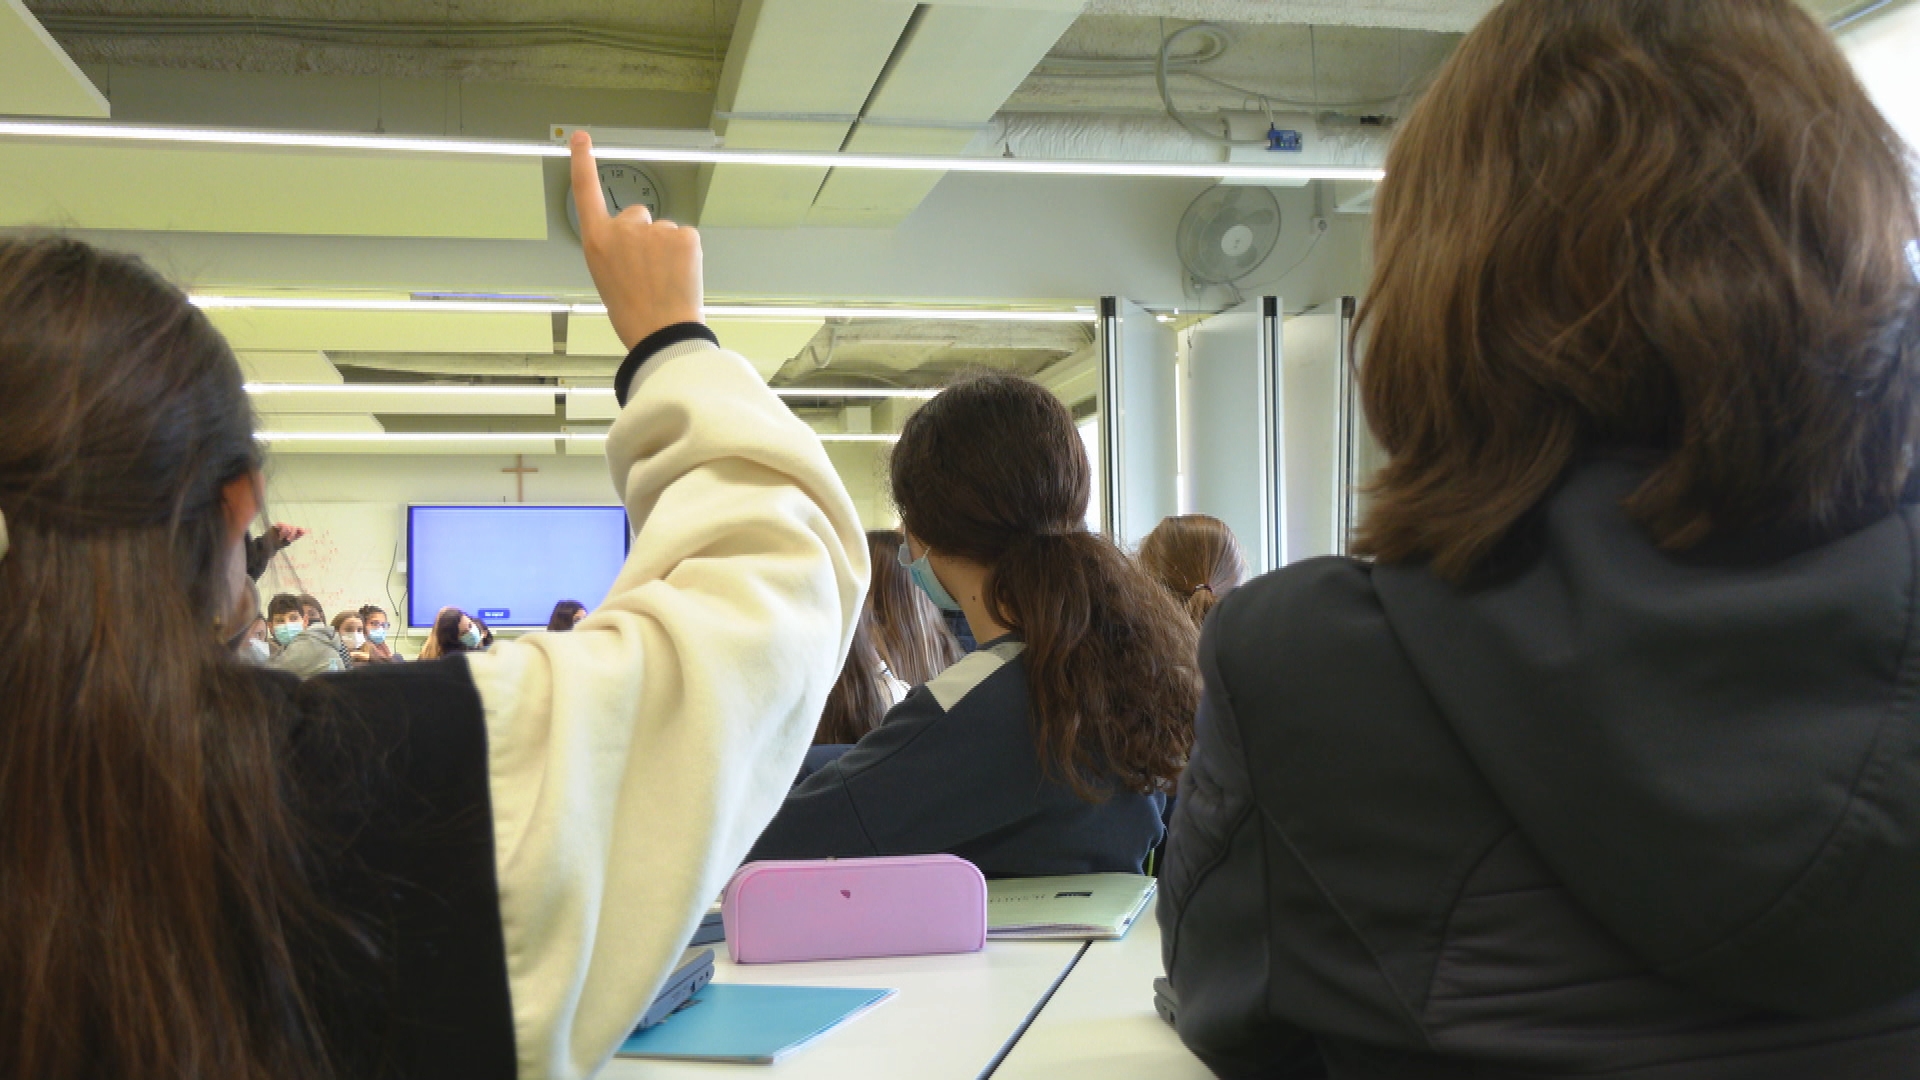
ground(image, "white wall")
xmin=1843 ymin=3 xmax=1920 ymax=155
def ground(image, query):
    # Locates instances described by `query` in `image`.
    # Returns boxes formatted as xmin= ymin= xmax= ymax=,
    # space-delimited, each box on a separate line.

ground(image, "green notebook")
xmin=986 ymin=874 xmax=1157 ymax=940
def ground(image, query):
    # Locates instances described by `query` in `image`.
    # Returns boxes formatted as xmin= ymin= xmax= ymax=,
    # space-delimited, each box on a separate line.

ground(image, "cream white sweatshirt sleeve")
xmin=462 ymin=340 xmax=869 ymax=1080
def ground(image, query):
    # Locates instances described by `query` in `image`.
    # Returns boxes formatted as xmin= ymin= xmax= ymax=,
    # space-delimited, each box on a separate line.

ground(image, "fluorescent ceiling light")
xmin=0 ymin=119 xmax=1387 ymax=183
xmin=195 ymin=296 xmax=572 ymax=314
xmin=247 ymin=383 xmax=558 ymax=395
xmin=245 ymin=383 xmax=939 ymax=400
xmin=254 ymin=430 xmax=897 ymax=443
xmin=256 ymin=431 xmax=566 ymax=442
xmin=195 ymin=294 xmax=1093 ymax=322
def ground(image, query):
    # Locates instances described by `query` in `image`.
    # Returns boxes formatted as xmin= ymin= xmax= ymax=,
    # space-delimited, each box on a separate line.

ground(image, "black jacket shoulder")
xmin=1161 ymin=524 xmax=1920 ymax=1078
xmin=258 ymin=656 xmax=516 ymax=1080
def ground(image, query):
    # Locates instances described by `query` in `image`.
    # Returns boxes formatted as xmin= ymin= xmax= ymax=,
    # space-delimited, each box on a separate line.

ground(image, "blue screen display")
xmin=408 ymin=505 xmax=630 ymax=629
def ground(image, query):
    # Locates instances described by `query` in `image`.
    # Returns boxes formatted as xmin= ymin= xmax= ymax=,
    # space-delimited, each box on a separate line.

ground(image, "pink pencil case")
xmin=721 ymin=855 xmax=987 ymax=964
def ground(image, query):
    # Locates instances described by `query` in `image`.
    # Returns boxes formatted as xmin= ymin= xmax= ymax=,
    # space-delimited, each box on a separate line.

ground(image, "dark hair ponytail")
xmin=891 ymin=373 xmax=1198 ymax=799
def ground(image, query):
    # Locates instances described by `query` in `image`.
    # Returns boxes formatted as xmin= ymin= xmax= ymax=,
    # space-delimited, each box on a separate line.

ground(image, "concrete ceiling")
xmin=13 ymin=0 xmax=1889 ymax=454
xmin=28 ymin=0 xmax=735 ymax=90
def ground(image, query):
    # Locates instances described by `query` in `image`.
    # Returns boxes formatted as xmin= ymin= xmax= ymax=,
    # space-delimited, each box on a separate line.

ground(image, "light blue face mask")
xmin=272 ymin=621 xmax=302 ymax=646
xmin=367 ymin=626 xmax=388 ymax=644
xmin=897 ymin=541 xmax=962 ymax=613
xmin=460 ymin=627 xmax=483 ymax=649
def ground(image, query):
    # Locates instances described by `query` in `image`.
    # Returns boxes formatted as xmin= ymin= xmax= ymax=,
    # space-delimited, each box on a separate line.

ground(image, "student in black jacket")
xmin=0 ymin=132 xmax=866 ymax=1080
xmin=1159 ymin=1 xmax=1920 ymax=1077
xmin=750 ymin=373 xmax=1200 ymax=877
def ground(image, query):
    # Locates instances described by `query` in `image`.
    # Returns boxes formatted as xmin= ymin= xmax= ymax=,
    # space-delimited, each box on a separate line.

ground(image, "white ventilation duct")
xmin=982 ymin=111 xmax=1391 ymax=172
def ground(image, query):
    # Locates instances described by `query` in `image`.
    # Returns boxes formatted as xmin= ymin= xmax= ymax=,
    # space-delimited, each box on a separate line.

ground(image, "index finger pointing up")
xmin=569 ymin=130 xmax=609 ymax=235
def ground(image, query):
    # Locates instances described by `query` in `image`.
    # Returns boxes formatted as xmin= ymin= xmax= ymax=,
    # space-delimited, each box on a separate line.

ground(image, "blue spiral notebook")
xmin=617 ymin=983 xmax=896 ymax=1064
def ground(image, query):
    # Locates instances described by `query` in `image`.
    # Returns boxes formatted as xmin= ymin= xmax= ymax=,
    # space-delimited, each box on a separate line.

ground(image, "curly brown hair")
xmin=890 ymin=373 xmax=1198 ymax=799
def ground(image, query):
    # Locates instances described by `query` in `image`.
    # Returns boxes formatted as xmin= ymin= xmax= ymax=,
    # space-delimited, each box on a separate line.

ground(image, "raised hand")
xmin=570 ymin=131 xmax=704 ymax=350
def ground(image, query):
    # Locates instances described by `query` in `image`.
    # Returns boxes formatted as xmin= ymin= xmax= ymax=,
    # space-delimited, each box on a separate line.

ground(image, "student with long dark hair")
xmin=812 ymin=617 xmax=894 ymax=747
xmin=426 ymin=607 xmax=480 ymax=659
xmin=0 ymin=131 xmax=865 ymax=1080
xmin=750 ymin=373 xmax=1198 ymax=877
xmin=545 ymin=600 xmax=588 ymax=632
xmin=811 ymin=530 xmax=960 ymax=749
xmin=1160 ymin=1 xmax=1920 ymax=1075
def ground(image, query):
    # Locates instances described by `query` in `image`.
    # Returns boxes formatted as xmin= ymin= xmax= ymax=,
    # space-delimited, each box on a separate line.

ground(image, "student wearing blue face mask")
xmin=263 ymin=592 xmax=344 ymax=678
xmin=356 ymin=604 xmax=403 ymax=663
xmin=422 ymin=607 xmax=483 ymax=660
xmin=748 ymin=373 xmax=1199 ymax=877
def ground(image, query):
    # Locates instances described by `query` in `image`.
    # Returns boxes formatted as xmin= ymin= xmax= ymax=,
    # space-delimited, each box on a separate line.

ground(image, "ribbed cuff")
xmin=615 ymin=322 xmax=720 ymax=405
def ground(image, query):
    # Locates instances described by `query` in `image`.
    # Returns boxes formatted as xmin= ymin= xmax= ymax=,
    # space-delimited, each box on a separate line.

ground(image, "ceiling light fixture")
xmin=198 ymin=296 xmax=571 ymax=314
xmin=244 ymin=383 xmax=941 ymax=400
xmin=0 ymin=119 xmax=1387 ymax=183
xmin=253 ymin=430 xmax=898 ymax=444
xmin=194 ymin=294 xmax=1095 ymax=322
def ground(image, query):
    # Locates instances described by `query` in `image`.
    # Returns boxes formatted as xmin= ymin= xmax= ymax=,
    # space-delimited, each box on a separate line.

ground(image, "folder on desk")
xmin=617 ymin=983 xmax=895 ymax=1064
xmin=986 ymin=874 xmax=1157 ymax=940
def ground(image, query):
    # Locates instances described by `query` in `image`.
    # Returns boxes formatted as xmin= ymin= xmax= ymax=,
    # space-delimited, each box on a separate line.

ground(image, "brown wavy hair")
xmin=864 ymin=529 xmax=963 ymax=686
xmin=0 ymin=238 xmax=340 ymax=1078
xmin=891 ymin=373 xmax=1198 ymax=799
xmin=1138 ymin=515 xmax=1248 ymax=626
xmin=1354 ymin=0 xmax=1920 ymax=580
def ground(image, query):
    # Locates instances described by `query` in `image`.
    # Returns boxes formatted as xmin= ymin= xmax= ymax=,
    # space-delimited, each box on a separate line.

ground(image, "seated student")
xmin=234 ymin=614 xmax=273 ymax=664
xmin=264 ymin=592 xmax=344 ymax=677
xmin=814 ymin=617 xmax=895 ymax=748
xmin=330 ymin=611 xmax=367 ymax=667
xmin=1138 ymin=514 xmax=1246 ymax=628
xmin=0 ymin=132 xmax=863 ymax=1080
xmin=802 ymin=531 xmax=966 ymax=781
xmin=546 ymin=599 xmax=588 ymax=632
xmin=415 ymin=605 xmax=453 ymax=660
xmin=297 ymin=592 xmax=352 ymax=668
xmin=356 ymin=603 xmax=403 ymax=663
xmin=864 ymin=528 xmax=963 ymax=688
xmin=749 ymin=373 xmax=1198 ymax=877
xmin=1160 ymin=1 xmax=1920 ymax=1075
xmin=421 ymin=607 xmax=481 ymax=660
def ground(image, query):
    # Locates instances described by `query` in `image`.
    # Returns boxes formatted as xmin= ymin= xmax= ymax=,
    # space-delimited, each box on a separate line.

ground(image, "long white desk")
xmin=990 ymin=913 xmax=1213 ymax=1080
xmin=602 ymin=939 xmax=1085 ymax=1080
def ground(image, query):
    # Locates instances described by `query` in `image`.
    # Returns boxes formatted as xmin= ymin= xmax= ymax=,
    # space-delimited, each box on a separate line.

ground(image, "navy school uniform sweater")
xmin=747 ymin=638 xmax=1166 ymax=877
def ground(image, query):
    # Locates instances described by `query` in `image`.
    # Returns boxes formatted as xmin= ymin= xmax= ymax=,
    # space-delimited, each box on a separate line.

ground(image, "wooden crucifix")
xmin=502 ymin=454 xmax=538 ymax=503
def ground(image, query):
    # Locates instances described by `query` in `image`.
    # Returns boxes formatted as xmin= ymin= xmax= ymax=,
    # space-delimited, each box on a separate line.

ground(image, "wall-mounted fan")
xmin=1176 ymin=184 xmax=1282 ymax=287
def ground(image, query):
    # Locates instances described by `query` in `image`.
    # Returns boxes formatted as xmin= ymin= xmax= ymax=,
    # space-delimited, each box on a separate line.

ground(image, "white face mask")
xmin=248 ymin=638 xmax=273 ymax=660
xmin=344 ymin=631 xmax=366 ymax=649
